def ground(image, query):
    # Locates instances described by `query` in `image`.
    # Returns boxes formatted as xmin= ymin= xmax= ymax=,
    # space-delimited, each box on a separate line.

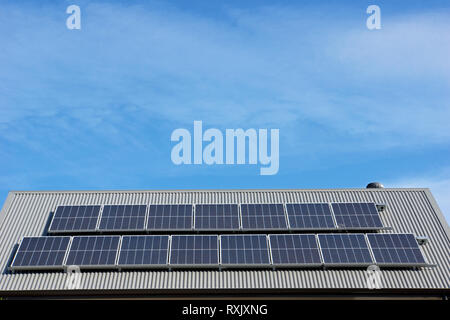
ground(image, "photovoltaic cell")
xmin=332 ymin=203 xmax=383 ymax=229
xmin=170 ymin=235 xmax=218 ymax=265
xmin=318 ymin=234 xmax=373 ymax=265
xmin=118 ymin=235 xmax=169 ymax=267
xmin=220 ymin=235 xmax=271 ymax=265
xmin=11 ymin=237 xmax=70 ymax=270
xmin=194 ymin=204 xmax=240 ymax=230
xmin=367 ymin=233 xmax=427 ymax=266
xmin=147 ymin=205 xmax=193 ymax=230
xmin=99 ymin=205 xmax=147 ymax=231
xmin=269 ymin=234 xmax=322 ymax=265
xmin=240 ymin=204 xmax=287 ymax=230
xmin=65 ymin=236 xmax=120 ymax=267
xmin=49 ymin=205 xmax=101 ymax=233
xmin=286 ymin=203 xmax=336 ymax=230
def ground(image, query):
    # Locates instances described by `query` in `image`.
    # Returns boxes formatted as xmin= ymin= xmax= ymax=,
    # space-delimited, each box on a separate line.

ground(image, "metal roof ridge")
xmin=7 ymin=188 xmax=430 ymax=194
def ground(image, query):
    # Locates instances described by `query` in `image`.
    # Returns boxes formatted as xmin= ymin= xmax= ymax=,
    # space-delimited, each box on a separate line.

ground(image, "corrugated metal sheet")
xmin=0 ymin=189 xmax=449 ymax=293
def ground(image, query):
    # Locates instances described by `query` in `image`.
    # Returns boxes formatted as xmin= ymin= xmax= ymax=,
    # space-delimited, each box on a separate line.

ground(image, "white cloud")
xmin=0 ymin=3 xmax=449 ymax=155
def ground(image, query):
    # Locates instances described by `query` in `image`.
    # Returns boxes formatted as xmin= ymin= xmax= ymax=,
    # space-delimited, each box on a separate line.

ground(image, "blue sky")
xmin=0 ymin=0 xmax=449 ymax=222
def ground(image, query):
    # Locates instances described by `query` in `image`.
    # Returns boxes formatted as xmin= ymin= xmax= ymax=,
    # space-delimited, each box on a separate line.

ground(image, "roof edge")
xmin=424 ymin=189 xmax=450 ymax=240
xmin=6 ymin=188 xmax=431 ymax=194
xmin=0 ymin=192 xmax=15 ymax=231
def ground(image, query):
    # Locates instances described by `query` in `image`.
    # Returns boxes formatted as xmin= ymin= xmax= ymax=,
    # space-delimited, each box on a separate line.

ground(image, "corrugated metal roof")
xmin=0 ymin=188 xmax=449 ymax=294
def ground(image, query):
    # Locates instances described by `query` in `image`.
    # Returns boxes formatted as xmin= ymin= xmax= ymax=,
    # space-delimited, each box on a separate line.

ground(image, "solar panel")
xmin=118 ymin=235 xmax=169 ymax=267
xmin=169 ymin=235 xmax=218 ymax=266
xmin=240 ymin=204 xmax=287 ymax=230
xmin=331 ymin=203 xmax=383 ymax=229
xmin=194 ymin=204 xmax=240 ymax=230
xmin=147 ymin=205 xmax=193 ymax=230
xmin=269 ymin=234 xmax=322 ymax=266
xmin=286 ymin=203 xmax=336 ymax=230
xmin=98 ymin=205 xmax=147 ymax=231
xmin=10 ymin=237 xmax=71 ymax=270
xmin=318 ymin=234 xmax=373 ymax=266
xmin=220 ymin=235 xmax=271 ymax=266
xmin=367 ymin=233 xmax=427 ymax=266
xmin=65 ymin=236 xmax=120 ymax=268
xmin=48 ymin=205 xmax=101 ymax=233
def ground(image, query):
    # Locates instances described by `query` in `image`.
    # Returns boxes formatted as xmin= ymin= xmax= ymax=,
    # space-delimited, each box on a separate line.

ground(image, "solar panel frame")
xmin=285 ymin=203 xmax=337 ymax=230
xmin=48 ymin=205 xmax=102 ymax=233
xmin=367 ymin=233 xmax=428 ymax=267
xmin=10 ymin=236 xmax=71 ymax=271
xmin=268 ymin=234 xmax=323 ymax=267
xmin=169 ymin=235 xmax=219 ymax=267
xmin=146 ymin=204 xmax=193 ymax=231
xmin=240 ymin=204 xmax=288 ymax=230
xmin=318 ymin=233 xmax=374 ymax=267
xmin=331 ymin=202 xmax=384 ymax=230
xmin=194 ymin=204 xmax=240 ymax=230
xmin=220 ymin=234 xmax=272 ymax=267
xmin=98 ymin=205 xmax=148 ymax=232
xmin=65 ymin=236 xmax=121 ymax=269
xmin=117 ymin=235 xmax=170 ymax=269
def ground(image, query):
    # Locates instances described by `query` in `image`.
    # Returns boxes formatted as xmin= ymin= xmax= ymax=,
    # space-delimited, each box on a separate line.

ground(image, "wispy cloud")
xmin=0 ymin=3 xmax=449 ymax=149
xmin=0 ymin=1 xmax=449 ymax=196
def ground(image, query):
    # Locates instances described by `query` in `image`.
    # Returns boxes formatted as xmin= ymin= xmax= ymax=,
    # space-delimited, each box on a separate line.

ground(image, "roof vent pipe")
xmin=366 ymin=182 xmax=384 ymax=189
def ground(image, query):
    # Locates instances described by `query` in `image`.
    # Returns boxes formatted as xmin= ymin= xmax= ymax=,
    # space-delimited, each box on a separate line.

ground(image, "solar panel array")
xmin=170 ymin=235 xmax=219 ymax=265
xmin=47 ymin=202 xmax=386 ymax=233
xmin=194 ymin=204 xmax=240 ymax=230
xmin=10 ymin=233 xmax=429 ymax=271
xmin=13 ymin=201 xmax=433 ymax=272
xmin=269 ymin=234 xmax=322 ymax=265
xmin=332 ymin=203 xmax=384 ymax=229
xmin=286 ymin=203 xmax=335 ymax=230
xmin=99 ymin=205 xmax=147 ymax=231
xmin=65 ymin=236 xmax=120 ymax=268
xmin=49 ymin=205 xmax=101 ymax=233
xmin=367 ymin=233 xmax=427 ymax=266
xmin=221 ymin=235 xmax=271 ymax=265
xmin=118 ymin=236 xmax=169 ymax=267
xmin=147 ymin=204 xmax=192 ymax=230
xmin=11 ymin=237 xmax=71 ymax=270
xmin=318 ymin=234 xmax=374 ymax=266
xmin=241 ymin=204 xmax=287 ymax=230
